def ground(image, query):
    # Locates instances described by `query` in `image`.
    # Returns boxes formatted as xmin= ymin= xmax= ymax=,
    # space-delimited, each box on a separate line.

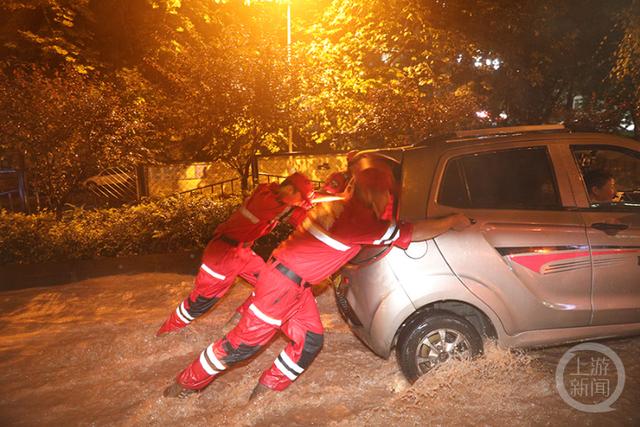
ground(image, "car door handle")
xmin=591 ymin=222 xmax=629 ymax=232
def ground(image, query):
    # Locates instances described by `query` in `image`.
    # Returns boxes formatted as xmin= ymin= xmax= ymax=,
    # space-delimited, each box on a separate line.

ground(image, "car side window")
xmin=571 ymin=145 xmax=640 ymax=208
xmin=438 ymin=147 xmax=561 ymax=210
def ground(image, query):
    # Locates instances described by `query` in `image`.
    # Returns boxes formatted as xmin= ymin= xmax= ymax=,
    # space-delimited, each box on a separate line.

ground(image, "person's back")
xmin=273 ymin=196 xmax=411 ymax=285
xmin=215 ymin=182 xmax=300 ymax=243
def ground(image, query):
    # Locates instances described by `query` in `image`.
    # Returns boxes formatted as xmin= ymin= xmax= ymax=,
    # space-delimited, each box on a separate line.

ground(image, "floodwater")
xmin=0 ymin=273 xmax=638 ymax=426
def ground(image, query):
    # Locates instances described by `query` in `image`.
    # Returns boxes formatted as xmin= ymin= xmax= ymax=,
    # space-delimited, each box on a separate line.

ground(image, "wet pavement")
xmin=0 ymin=273 xmax=637 ymax=426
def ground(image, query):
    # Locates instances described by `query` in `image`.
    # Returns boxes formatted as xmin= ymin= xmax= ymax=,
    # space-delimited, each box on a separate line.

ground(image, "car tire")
xmin=395 ymin=309 xmax=483 ymax=383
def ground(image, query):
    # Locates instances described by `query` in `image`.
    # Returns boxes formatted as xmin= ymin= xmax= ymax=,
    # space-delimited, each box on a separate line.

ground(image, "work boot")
xmin=249 ymin=383 xmax=272 ymax=401
xmin=163 ymin=382 xmax=198 ymax=399
xmin=156 ymin=312 xmax=188 ymax=337
xmin=220 ymin=311 xmax=242 ymax=336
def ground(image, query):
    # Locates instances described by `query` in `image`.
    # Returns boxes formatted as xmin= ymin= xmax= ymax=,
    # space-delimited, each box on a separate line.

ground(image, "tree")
xmin=294 ymin=0 xmax=481 ymax=150
xmin=0 ymin=0 xmax=97 ymax=73
xmin=422 ymin=0 xmax=633 ymax=126
xmin=611 ymin=0 xmax=640 ymax=139
xmin=0 ymin=66 xmax=150 ymax=215
xmin=139 ymin=0 xmax=295 ymax=190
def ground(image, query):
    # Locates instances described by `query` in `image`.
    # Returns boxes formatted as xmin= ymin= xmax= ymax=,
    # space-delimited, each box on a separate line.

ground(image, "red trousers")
xmin=176 ymin=260 xmax=324 ymax=391
xmin=157 ymin=239 xmax=266 ymax=334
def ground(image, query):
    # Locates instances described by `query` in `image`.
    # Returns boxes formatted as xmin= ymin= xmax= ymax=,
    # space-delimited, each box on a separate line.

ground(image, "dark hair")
xmin=584 ymin=169 xmax=613 ymax=190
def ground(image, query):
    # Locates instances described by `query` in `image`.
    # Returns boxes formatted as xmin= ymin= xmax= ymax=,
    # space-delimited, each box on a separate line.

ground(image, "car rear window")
xmin=438 ymin=147 xmax=561 ymax=210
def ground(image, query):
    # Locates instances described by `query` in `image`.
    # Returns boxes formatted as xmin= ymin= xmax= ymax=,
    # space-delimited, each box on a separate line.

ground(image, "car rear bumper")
xmin=333 ymin=273 xmax=384 ymax=355
xmin=333 ymin=260 xmax=416 ymax=358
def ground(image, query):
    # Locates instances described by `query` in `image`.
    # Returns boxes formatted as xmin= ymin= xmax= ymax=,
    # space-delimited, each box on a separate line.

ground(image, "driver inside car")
xmin=584 ymin=169 xmax=617 ymax=204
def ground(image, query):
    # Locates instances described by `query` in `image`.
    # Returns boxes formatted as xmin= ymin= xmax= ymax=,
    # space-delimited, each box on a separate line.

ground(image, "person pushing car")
xmin=163 ymin=162 xmax=472 ymax=399
xmin=156 ymin=172 xmax=314 ymax=336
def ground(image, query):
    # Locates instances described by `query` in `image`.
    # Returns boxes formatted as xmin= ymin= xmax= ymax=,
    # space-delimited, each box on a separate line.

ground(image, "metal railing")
xmin=178 ymin=172 xmax=325 ymax=199
xmin=257 ymin=173 xmax=288 ymax=184
xmin=179 ymin=177 xmax=240 ymax=197
xmin=0 ymin=190 xmax=51 ymax=213
xmin=0 ymin=189 xmax=20 ymax=212
xmin=257 ymin=172 xmax=324 ymax=188
xmin=83 ymin=167 xmax=138 ymax=201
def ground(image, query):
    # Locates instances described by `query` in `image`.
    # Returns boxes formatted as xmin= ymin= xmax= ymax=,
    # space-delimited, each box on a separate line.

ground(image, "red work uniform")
xmin=157 ymin=183 xmax=306 ymax=335
xmin=321 ymin=171 xmax=350 ymax=195
xmin=174 ymin=197 xmax=413 ymax=391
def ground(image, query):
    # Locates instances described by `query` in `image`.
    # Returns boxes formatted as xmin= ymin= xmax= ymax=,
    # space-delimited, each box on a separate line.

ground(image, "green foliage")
xmin=140 ymin=0 xmax=296 ymax=188
xmin=423 ymin=0 xmax=634 ymax=127
xmin=0 ymin=65 xmax=151 ymax=213
xmin=0 ymin=0 xmax=93 ymax=72
xmin=0 ymin=194 xmax=243 ymax=265
xmin=295 ymin=0 xmax=481 ymax=149
xmin=611 ymin=0 xmax=640 ymax=139
xmin=2 ymin=0 xmax=638 ymax=192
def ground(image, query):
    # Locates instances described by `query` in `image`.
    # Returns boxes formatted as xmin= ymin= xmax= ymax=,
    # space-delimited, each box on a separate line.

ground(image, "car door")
xmin=428 ymin=140 xmax=592 ymax=336
xmin=569 ymin=139 xmax=640 ymax=325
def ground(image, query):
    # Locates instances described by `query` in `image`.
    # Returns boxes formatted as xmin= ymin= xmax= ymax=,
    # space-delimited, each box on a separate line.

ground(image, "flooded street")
xmin=0 ymin=273 xmax=638 ymax=426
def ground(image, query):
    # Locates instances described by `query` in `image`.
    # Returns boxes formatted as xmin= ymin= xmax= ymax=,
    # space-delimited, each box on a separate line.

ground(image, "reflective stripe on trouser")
xmin=158 ymin=240 xmax=264 ymax=334
xmin=189 ymin=239 xmax=265 ymax=308
xmin=258 ymin=289 xmax=324 ymax=391
xmin=176 ymin=263 xmax=323 ymax=391
xmin=177 ymin=309 xmax=276 ymax=390
xmin=176 ymin=343 xmax=230 ymax=390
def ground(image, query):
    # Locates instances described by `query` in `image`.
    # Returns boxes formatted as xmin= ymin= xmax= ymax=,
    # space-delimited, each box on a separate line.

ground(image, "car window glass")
xmin=438 ymin=147 xmax=561 ymax=210
xmin=571 ymin=145 xmax=640 ymax=208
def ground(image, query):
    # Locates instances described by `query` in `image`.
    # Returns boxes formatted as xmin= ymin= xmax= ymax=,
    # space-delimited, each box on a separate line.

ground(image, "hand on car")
xmin=448 ymin=213 xmax=473 ymax=231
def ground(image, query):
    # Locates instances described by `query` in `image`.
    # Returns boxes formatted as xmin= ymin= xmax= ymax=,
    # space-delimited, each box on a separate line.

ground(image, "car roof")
xmin=357 ymin=125 xmax=633 ymax=158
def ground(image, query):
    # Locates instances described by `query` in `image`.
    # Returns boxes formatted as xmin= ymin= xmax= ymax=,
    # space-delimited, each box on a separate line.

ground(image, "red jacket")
xmin=273 ymin=197 xmax=413 ymax=284
xmin=215 ymin=183 xmax=305 ymax=243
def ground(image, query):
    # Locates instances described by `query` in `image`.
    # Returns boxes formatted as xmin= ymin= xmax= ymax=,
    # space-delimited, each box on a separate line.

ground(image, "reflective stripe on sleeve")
xmin=279 ymin=351 xmax=304 ymax=374
xmin=239 ymin=206 xmax=260 ymax=224
xmin=201 ymin=264 xmax=226 ymax=280
xmin=306 ymin=222 xmax=351 ymax=252
xmin=274 ymin=358 xmax=298 ymax=381
xmin=375 ymin=221 xmax=402 ymax=245
xmin=249 ymin=303 xmax=282 ymax=326
xmin=373 ymin=221 xmax=398 ymax=245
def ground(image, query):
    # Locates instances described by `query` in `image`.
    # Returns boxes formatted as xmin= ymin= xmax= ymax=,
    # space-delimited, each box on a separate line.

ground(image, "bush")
xmin=0 ymin=194 xmax=288 ymax=265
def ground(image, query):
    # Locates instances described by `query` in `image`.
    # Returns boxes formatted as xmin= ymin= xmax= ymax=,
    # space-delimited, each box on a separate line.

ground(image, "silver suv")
xmin=334 ymin=124 xmax=640 ymax=382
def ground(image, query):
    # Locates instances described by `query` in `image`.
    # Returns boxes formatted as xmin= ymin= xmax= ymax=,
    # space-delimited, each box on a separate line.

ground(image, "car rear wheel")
xmin=396 ymin=310 xmax=483 ymax=383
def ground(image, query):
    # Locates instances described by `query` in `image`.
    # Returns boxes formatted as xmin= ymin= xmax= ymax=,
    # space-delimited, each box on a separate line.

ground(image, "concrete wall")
xmin=147 ymin=153 xmax=348 ymax=196
xmin=256 ymin=153 xmax=348 ymax=185
xmin=146 ymin=162 xmax=240 ymax=197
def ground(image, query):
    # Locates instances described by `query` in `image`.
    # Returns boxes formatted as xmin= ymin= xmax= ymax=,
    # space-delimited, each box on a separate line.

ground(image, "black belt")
xmin=275 ymin=262 xmax=308 ymax=288
xmin=218 ymin=234 xmax=252 ymax=248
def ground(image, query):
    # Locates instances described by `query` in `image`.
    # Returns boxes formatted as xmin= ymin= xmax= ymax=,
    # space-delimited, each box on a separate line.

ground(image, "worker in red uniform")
xmin=163 ymin=165 xmax=471 ymax=398
xmin=322 ymin=170 xmax=350 ymax=195
xmin=156 ymin=173 xmax=314 ymax=336
xmin=320 ymin=149 xmax=360 ymax=196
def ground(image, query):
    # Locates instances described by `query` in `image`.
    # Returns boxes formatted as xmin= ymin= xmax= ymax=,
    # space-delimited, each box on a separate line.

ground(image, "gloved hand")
xmin=299 ymin=198 xmax=314 ymax=211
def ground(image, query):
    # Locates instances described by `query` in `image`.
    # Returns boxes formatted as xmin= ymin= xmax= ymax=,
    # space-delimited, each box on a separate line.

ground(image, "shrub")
xmin=0 ymin=194 xmax=291 ymax=265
